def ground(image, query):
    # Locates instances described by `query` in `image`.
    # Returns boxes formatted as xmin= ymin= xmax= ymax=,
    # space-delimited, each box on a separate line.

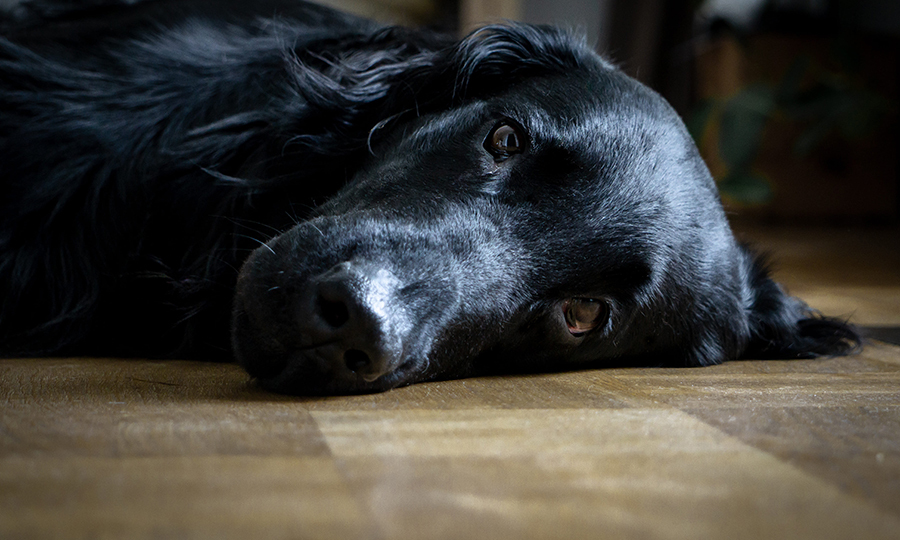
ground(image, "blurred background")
xmin=327 ymin=0 xmax=900 ymax=226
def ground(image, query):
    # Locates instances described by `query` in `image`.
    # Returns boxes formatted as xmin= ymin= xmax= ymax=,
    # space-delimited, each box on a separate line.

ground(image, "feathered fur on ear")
xmin=740 ymin=249 xmax=861 ymax=359
xmin=274 ymin=23 xmax=596 ymax=158
xmin=448 ymin=23 xmax=600 ymax=97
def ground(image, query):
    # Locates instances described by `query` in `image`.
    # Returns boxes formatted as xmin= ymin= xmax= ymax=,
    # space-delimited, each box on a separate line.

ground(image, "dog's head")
xmin=232 ymin=24 xmax=858 ymax=394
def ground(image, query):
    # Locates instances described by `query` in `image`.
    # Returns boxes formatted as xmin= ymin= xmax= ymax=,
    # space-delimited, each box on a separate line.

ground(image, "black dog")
xmin=0 ymin=0 xmax=859 ymax=394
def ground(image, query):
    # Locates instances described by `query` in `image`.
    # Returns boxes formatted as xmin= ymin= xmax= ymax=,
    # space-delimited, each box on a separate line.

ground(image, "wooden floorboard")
xmin=2 ymin=226 xmax=899 ymax=539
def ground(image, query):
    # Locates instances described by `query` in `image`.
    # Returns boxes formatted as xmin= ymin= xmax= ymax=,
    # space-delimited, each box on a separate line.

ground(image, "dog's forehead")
xmin=489 ymin=66 xmax=728 ymax=287
xmin=492 ymin=66 xmax=702 ymax=202
xmin=513 ymin=66 xmax=679 ymax=145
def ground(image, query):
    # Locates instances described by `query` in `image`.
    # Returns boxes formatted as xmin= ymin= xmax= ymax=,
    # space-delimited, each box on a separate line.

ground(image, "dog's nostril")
xmin=344 ymin=349 xmax=371 ymax=373
xmin=318 ymin=297 xmax=349 ymax=328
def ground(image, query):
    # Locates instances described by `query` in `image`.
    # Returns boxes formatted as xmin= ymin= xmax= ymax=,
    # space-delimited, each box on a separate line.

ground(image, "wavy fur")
xmin=0 ymin=1 xmax=860 ymax=394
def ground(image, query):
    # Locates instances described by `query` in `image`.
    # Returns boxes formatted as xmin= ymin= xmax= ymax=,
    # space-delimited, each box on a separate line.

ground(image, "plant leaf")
xmin=776 ymin=56 xmax=810 ymax=103
xmin=686 ymin=98 xmax=717 ymax=143
xmin=719 ymin=170 xmax=772 ymax=204
xmin=719 ymin=84 xmax=775 ymax=169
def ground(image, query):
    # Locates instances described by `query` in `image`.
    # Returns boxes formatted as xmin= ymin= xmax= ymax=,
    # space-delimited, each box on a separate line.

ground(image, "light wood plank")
xmin=315 ymin=409 xmax=900 ymax=540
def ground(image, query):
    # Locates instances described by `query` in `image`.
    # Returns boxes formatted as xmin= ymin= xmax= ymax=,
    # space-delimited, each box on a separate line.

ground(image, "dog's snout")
xmin=315 ymin=291 xmax=383 ymax=378
xmin=304 ymin=262 xmax=406 ymax=381
xmin=233 ymin=219 xmax=471 ymax=394
xmin=234 ymin=257 xmax=415 ymax=392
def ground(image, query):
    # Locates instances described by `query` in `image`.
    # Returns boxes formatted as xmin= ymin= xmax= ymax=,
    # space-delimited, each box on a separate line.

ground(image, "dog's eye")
xmin=563 ymin=298 xmax=609 ymax=337
xmin=484 ymin=122 xmax=523 ymax=160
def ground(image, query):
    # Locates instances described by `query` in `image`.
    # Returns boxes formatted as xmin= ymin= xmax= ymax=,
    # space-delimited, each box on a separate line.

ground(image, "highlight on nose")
xmin=312 ymin=285 xmax=385 ymax=377
xmin=304 ymin=262 xmax=408 ymax=382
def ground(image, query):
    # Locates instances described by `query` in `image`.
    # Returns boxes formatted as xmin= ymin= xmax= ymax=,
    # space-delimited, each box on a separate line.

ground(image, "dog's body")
xmin=1 ymin=0 xmax=858 ymax=394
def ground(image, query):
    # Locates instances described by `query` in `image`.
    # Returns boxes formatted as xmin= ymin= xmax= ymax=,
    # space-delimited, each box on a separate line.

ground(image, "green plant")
xmin=689 ymin=49 xmax=891 ymax=204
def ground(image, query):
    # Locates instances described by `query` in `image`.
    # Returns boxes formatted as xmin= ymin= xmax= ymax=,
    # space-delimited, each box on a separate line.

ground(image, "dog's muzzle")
xmin=231 ymin=206 xmax=524 ymax=394
xmin=234 ymin=260 xmax=423 ymax=394
xmin=231 ymin=218 xmax=466 ymax=394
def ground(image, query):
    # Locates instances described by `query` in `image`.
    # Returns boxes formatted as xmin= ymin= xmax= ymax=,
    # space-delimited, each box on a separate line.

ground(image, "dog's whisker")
xmin=224 ymin=217 xmax=284 ymax=236
xmin=232 ymin=234 xmax=277 ymax=255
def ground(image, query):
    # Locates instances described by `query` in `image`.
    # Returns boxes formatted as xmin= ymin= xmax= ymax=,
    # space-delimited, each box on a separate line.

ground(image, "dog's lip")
xmin=253 ymin=344 xmax=424 ymax=395
xmin=356 ymin=358 xmax=423 ymax=391
xmin=359 ymin=372 xmax=383 ymax=383
xmin=347 ymin=356 xmax=422 ymax=386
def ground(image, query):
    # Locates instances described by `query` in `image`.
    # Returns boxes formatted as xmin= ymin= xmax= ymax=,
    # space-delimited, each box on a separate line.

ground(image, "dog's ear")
xmin=275 ymin=24 xmax=593 ymax=157
xmin=740 ymin=248 xmax=860 ymax=360
xmin=446 ymin=24 xmax=598 ymax=98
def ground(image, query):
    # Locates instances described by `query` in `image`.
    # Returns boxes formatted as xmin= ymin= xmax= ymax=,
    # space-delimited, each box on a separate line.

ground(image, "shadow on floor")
xmin=861 ymin=326 xmax=900 ymax=346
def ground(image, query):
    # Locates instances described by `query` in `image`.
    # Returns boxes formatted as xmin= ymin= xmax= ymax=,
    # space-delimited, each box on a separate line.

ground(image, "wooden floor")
xmin=2 ymin=226 xmax=899 ymax=540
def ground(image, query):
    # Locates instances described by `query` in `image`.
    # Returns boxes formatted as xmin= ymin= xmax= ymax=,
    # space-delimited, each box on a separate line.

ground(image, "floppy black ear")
xmin=741 ymin=248 xmax=860 ymax=359
xmin=277 ymin=23 xmax=595 ymax=155
xmin=446 ymin=23 xmax=599 ymax=96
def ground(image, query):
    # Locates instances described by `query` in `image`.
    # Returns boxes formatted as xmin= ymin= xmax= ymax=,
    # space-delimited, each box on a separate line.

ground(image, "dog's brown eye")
xmin=564 ymin=298 xmax=609 ymax=337
xmin=484 ymin=122 xmax=523 ymax=159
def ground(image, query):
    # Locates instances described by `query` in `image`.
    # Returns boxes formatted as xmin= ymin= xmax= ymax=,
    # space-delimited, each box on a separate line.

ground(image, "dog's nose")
xmin=303 ymin=262 xmax=407 ymax=381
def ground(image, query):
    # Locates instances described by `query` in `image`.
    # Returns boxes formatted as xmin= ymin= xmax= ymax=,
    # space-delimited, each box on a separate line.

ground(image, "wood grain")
xmin=2 ymin=226 xmax=899 ymax=539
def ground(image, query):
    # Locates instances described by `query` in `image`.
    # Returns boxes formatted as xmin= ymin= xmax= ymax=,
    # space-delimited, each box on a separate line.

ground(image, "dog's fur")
xmin=0 ymin=0 xmax=859 ymax=394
